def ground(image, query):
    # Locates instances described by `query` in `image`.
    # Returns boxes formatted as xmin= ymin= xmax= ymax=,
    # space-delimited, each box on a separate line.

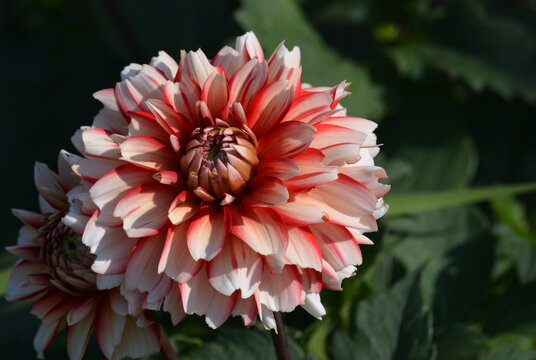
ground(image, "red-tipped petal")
xmin=257 ymin=265 xmax=302 ymax=312
xmin=284 ymin=226 xmax=322 ymax=271
xmin=202 ymin=68 xmax=229 ymax=118
xmin=120 ymin=136 xmax=177 ymax=172
xmin=310 ymin=223 xmax=363 ymax=271
xmin=230 ymin=206 xmax=288 ymax=256
xmin=229 ymin=59 xmax=268 ymax=113
xmin=180 ymin=267 xmax=238 ymax=329
xmin=89 ymin=165 xmax=154 ymax=226
xmin=257 ymin=121 xmax=315 ymax=159
xmin=206 ymin=236 xmax=263 ymax=298
xmin=66 ymin=308 xmax=96 ymax=360
xmin=159 ymin=223 xmax=204 ymax=283
xmin=83 ymin=211 xmax=136 ymax=275
xmin=82 ymin=128 xmax=121 ymax=159
xmin=187 ymin=206 xmax=228 ymax=261
xmin=248 ymin=80 xmax=294 ymax=138
xmin=242 ymin=176 xmax=289 ymax=208
xmin=114 ymin=183 xmax=176 ymax=238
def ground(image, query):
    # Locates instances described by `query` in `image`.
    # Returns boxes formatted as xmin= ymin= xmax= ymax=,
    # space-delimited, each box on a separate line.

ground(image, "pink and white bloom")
xmin=75 ymin=31 xmax=389 ymax=329
xmin=5 ymin=151 xmax=160 ymax=360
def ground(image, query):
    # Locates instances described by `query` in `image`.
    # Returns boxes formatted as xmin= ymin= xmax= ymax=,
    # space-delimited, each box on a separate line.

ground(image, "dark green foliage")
xmin=1 ymin=0 xmax=536 ymax=359
xmin=332 ymin=272 xmax=433 ymax=360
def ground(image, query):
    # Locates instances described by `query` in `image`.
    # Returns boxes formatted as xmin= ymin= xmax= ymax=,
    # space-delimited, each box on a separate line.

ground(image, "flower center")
xmin=39 ymin=213 xmax=97 ymax=295
xmin=180 ymin=126 xmax=259 ymax=201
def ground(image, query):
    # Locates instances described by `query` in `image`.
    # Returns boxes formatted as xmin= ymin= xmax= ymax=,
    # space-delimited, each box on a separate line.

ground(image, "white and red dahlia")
xmin=72 ymin=31 xmax=389 ymax=329
xmin=5 ymin=151 xmax=160 ymax=360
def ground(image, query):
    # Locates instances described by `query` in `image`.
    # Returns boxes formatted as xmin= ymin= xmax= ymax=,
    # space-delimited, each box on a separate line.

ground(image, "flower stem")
xmin=270 ymin=312 xmax=292 ymax=360
xmin=159 ymin=323 xmax=179 ymax=360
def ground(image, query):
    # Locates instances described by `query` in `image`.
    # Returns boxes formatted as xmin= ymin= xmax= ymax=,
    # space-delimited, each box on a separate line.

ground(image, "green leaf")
xmin=185 ymin=328 xmax=306 ymax=360
xmin=480 ymin=347 xmax=536 ymax=360
xmin=491 ymin=196 xmax=536 ymax=284
xmin=305 ymin=319 xmax=331 ymax=360
xmin=485 ymin=281 xmax=536 ymax=337
xmin=0 ymin=266 xmax=11 ymax=297
xmin=495 ymin=225 xmax=536 ymax=284
xmin=385 ymin=182 xmax=536 ymax=217
xmin=392 ymin=137 xmax=478 ymax=191
xmin=436 ymin=324 xmax=489 ymax=360
xmin=390 ymin=42 xmax=536 ymax=102
xmin=491 ymin=196 xmax=534 ymax=240
xmin=235 ymin=0 xmax=384 ymax=119
xmin=484 ymin=333 xmax=536 ymax=360
xmin=386 ymin=206 xmax=492 ymax=329
xmin=389 ymin=206 xmax=489 ymax=272
xmin=332 ymin=272 xmax=433 ymax=360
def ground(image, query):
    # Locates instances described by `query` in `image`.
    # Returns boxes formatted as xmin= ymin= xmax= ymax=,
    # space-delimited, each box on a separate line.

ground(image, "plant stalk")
xmin=159 ymin=323 xmax=179 ymax=360
xmin=270 ymin=312 xmax=292 ymax=360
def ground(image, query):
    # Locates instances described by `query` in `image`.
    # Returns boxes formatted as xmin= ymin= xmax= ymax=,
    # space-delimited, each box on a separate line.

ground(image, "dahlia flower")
xmin=5 ymin=151 xmax=160 ymax=360
xmin=73 ymin=31 xmax=389 ymax=329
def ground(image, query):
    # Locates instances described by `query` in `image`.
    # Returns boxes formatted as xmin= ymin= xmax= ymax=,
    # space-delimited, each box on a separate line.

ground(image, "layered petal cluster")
xmin=5 ymin=152 xmax=160 ymax=360
xmin=75 ymin=32 xmax=389 ymax=329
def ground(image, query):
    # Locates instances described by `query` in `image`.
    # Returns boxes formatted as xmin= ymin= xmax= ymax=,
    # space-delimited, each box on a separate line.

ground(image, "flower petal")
xmin=163 ymin=283 xmax=186 ymax=325
xmin=163 ymin=77 xmax=201 ymax=126
xmin=125 ymin=234 xmax=166 ymax=294
xmin=301 ymin=293 xmax=326 ymax=319
xmin=5 ymin=260 xmax=48 ymax=301
xmin=83 ymin=211 xmax=136 ymax=275
xmin=180 ymin=267 xmax=238 ymax=329
xmin=257 ymin=265 xmax=302 ymax=312
xmin=338 ymin=166 xmax=390 ymax=198
xmin=310 ymin=223 xmax=362 ymax=271
xmin=255 ymin=157 xmax=300 ymax=181
xmin=282 ymin=92 xmax=337 ymax=125
xmin=82 ymin=128 xmax=121 ymax=159
xmin=206 ymin=236 xmax=263 ymax=298
xmin=66 ymin=308 xmax=96 ymax=360
xmin=127 ymin=110 xmax=169 ymax=142
xmin=236 ymin=31 xmax=265 ymax=62
xmin=168 ymin=190 xmax=201 ymax=225
xmin=67 ymin=294 xmax=100 ymax=326
xmin=212 ymin=46 xmax=242 ymax=78
xmin=277 ymin=175 xmax=377 ymax=230
xmin=159 ymin=222 xmax=204 ymax=283
xmin=248 ymin=80 xmax=294 ymax=138
xmin=179 ymin=49 xmax=216 ymax=87
xmin=110 ymin=316 xmax=160 ymax=360
xmin=230 ymin=206 xmax=288 ymax=256
xmin=284 ymin=149 xmax=338 ymax=192
xmin=202 ymin=67 xmax=229 ymax=118
xmin=146 ymin=99 xmax=193 ymax=139
xmin=89 ymin=165 xmax=154 ymax=227
xmin=187 ymin=206 xmax=228 ymax=261
xmin=257 ymin=121 xmax=316 ymax=159
xmin=120 ymin=136 xmax=177 ymax=171
xmin=114 ymin=183 xmax=176 ymax=238
xmin=229 ymin=59 xmax=268 ymax=113
xmin=115 ymin=64 xmax=166 ymax=115
xmin=34 ymin=162 xmax=67 ymax=210
xmin=242 ymin=176 xmax=289 ymax=208
xmin=284 ymin=226 xmax=322 ymax=271
xmin=150 ymin=50 xmax=178 ymax=80
xmin=33 ymin=320 xmax=60 ymax=359
xmin=232 ymin=297 xmax=258 ymax=325
xmin=95 ymin=297 xmax=127 ymax=358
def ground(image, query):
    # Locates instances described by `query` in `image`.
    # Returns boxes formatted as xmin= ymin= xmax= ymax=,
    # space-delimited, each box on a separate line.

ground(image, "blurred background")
xmin=1 ymin=0 xmax=536 ymax=359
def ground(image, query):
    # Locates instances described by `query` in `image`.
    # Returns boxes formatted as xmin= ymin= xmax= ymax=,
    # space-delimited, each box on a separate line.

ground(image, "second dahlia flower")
xmin=74 ymin=31 xmax=389 ymax=329
xmin=5 ymin=152 xmax=160 ymax=360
